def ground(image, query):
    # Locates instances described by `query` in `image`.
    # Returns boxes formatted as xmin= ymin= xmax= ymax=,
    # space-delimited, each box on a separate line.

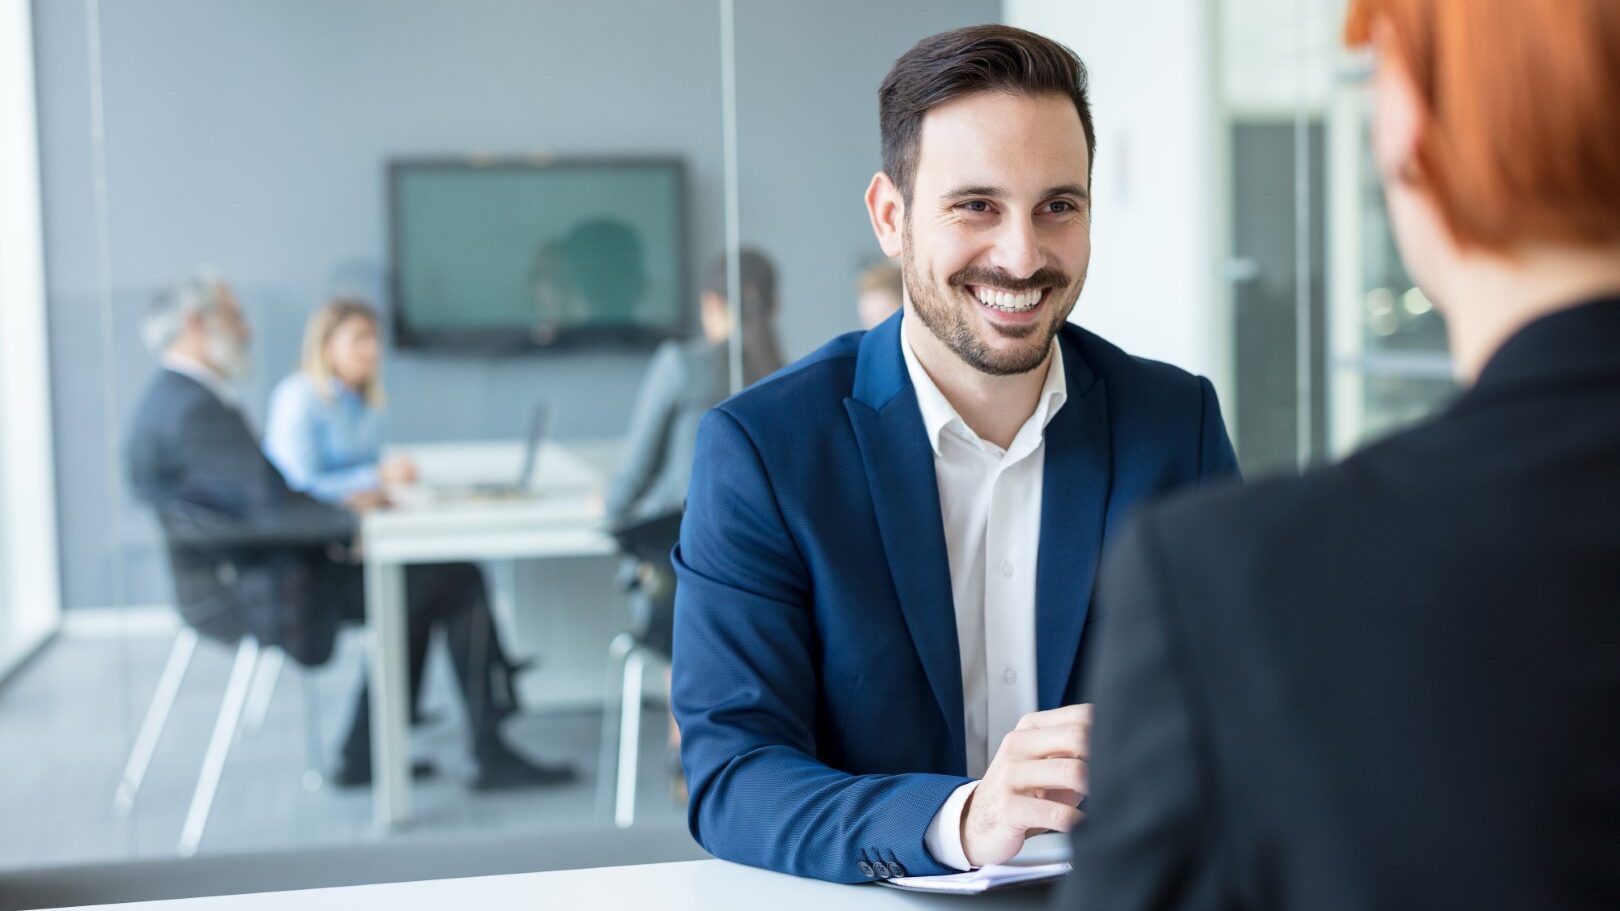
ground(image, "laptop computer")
xmin=424 ymin=401 xmax=552 ymax=500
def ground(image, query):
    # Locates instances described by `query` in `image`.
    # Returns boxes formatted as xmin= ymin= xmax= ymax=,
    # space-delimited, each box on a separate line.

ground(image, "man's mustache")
xmin=949 ymin=266 xmax=1069 ymax=293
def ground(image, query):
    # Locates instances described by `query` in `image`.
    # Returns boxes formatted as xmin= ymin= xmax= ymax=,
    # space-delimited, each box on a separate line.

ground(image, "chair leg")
xmin=113 ymin=628 xmax=199 ymax=816
xmin=178 ymin=637 xmax=260 ymax=857
xmin=299 ymin=662 xmax=325 ymax=792
xmin=615 ymin=647 xmax=647 ymax=829
xmin=240 ymin=647 xmax=284 ymax=737
xmin=596 ymin=632 xmax=634 ymax=817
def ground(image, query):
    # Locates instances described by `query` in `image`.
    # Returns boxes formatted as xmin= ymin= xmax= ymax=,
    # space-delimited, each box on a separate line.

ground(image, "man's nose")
xmin=989 ymin=215 xmax=1045 ymax=280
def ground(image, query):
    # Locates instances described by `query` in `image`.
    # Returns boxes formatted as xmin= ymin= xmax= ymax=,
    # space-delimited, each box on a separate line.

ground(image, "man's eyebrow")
xmin=940 ymin=184 xmax=1005 ymax=200
xmin=938 ymin=184 xmax=1091 ymax=202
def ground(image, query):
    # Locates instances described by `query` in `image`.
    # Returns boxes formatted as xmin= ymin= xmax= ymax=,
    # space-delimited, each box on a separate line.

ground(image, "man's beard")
xmin=901 ymin=220 xmax=1082 ymax=377
xmin=205 ymin=328 xmax=251 ymax=381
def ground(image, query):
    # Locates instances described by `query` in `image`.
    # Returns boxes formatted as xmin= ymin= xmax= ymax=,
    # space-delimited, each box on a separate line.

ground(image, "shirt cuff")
xmin=923 ymin=780 xmax=980 ymax=871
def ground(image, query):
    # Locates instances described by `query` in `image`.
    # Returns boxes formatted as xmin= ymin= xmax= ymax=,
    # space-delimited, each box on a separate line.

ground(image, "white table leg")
xmin=365 ymin=557 xmax=410 ymax=830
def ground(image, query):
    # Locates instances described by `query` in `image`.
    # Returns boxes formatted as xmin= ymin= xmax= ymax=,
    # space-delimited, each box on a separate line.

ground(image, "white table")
xmin=362 ymin=441 xmax=616 ymax=830
xmin=41 ymin=859 xmax=1065 ymax=910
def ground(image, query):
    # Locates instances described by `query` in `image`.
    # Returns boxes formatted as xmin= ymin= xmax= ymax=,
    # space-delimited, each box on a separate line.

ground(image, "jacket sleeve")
xmin=672 ymin=407 xmax=969 ymax=883
xmin=1057 ymin=511 xmax=1236 ymax=911
xmin=164 ymin=397 xmax=355 ymax=549
xmin=1196 ymin=376 xmax=1241 ymax=483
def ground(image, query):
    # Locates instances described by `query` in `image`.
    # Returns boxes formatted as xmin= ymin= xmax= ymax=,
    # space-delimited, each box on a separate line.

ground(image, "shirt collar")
xmin=161 ymin=352 xmax=239 ymax=407
xmin=899 ymin=317 xmax=1068 ymax=457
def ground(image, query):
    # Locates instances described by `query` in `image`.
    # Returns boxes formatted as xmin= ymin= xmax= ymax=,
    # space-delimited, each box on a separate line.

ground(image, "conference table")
xmin=361 ymin=440 xmax=616 ymax=831
xmin=40 ymin=859 xmax=1065 ymax=910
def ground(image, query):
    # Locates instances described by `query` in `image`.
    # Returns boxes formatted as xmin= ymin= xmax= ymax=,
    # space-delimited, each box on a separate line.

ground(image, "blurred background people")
xmin=603 ymin=248 xmax=787 ymax=629
xmin=130 ymin=275 xmax=574 ymax=792
xmin=855 ymin=259 xmax=903 ymax=329
xmin=1062 ymin=1 xmax=1620 ymax=908
xmin=263 ymin=298 xmax=417 ymax=510
xmin=604 ymin=248 xmax=784 ymax=798
xmin=605 ymin=247 xmax=785 ymax=535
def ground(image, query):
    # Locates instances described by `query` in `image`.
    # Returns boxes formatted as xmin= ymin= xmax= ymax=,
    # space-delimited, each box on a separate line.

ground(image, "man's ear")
xmin=1370 ymin=21 xmax=1425 ymax=186
xmin=865 ymin=172 xmax=905 ymax=259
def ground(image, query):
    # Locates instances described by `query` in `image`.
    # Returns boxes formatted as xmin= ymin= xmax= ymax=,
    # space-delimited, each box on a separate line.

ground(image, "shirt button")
xmin=999 ymin=560 xmax=1014 ymax=577
xmin=1003 ymin=667 xmax=1017 ymax=685
xmin=858 ymin=861 xmax=875 ymax=878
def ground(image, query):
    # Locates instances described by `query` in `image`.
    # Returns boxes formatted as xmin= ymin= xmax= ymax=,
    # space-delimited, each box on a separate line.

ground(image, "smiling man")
xmin=671 ymin=24 xmax=1239 ymax=884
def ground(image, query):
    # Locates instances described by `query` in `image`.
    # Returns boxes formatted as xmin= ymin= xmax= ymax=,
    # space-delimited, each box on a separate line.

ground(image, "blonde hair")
xmin=857 ymin=261 xmax=903 ymax=299
xmin=300 ymin=297 xmax=386 ymax=408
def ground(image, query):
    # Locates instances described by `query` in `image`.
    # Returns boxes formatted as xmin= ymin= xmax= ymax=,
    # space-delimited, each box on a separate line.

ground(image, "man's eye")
xmin=1046 ymin=200 xmax=1075 ymax=214
xmin=958 ymin=200 xmax=992 ymax=213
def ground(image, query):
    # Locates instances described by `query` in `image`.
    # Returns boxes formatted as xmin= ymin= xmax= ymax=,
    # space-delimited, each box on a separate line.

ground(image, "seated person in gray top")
xmin=605 ymin=249 xmax=785 ymax=656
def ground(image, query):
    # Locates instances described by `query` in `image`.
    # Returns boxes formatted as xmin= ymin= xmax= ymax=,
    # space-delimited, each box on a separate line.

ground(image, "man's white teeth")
xmin=973 ymin=286 xmax=1043 ymax=312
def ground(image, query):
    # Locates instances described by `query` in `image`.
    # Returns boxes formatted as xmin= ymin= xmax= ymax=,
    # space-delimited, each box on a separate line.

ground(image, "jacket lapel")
xmin=1036 ymin=330 xmax=1112 ymax=709
xmin=844 ymin=314 xmax=966 ymax=773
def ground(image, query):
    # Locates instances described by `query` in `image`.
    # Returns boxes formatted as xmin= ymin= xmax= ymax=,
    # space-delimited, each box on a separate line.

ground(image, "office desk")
xmin=362 ymin=441 xmax=615 ymax=831
xmin=42 ymin=859 xmax=1063 ymax=910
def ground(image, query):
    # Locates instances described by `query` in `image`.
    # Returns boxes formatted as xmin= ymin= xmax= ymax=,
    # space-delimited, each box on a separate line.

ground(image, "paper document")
xmin=881 ymin=862 xmax=1071 ymax=894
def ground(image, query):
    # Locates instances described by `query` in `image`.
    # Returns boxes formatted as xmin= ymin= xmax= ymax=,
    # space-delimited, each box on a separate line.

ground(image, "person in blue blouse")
xmin=264 ymin=298 xmax=416 ymax=509
xmin=265 ymin=297 xmax=570 ymax=789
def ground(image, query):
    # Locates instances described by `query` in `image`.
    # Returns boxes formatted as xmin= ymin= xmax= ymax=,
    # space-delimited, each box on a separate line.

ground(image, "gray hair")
xmin=143 ymin=270 xmax=226 ymax=354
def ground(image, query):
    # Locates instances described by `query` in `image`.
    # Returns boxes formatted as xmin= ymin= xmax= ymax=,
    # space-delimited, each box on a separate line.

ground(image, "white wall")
xmin=1004 ymin=0 xmax=1230 ymax=399
xmin=0 ymin=0 xmax=63 ymax=676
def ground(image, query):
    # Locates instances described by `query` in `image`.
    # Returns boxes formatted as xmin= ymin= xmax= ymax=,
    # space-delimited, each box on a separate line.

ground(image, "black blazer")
xmin=1060 ymin=296 xmax=1620 ymax=911
xmin=126 ymin=369 xmax=356 ymax=665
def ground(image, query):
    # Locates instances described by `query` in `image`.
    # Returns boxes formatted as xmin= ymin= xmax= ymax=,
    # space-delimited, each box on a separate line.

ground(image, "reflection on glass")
xmin=1355 ymin=116 xmax=1449 ymax=356
xmin=1345 ymin=371 xmax=1458 ymax=446
xmin=1361 ymin=284 xmax=1447 ymax=351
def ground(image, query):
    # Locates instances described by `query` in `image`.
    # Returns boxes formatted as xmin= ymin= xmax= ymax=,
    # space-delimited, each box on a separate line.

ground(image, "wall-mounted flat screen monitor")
xmin=389 ymin=157 xmax=688 ymax=351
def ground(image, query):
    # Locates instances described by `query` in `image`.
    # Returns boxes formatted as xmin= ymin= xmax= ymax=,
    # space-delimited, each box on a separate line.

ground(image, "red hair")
xmin=1345 ymin=0 xmax=1620 ymax=252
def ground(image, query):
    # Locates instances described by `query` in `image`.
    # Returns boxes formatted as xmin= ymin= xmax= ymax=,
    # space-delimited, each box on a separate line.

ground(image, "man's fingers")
xmin=1007 ymin=794 xmax=1084 ymax=834
xmin=1014 ymin=703 xmax=1094 ymax=731
xmin=1006 ymin=757 xmax=1087 ymax=796
xmin=1001 ymin=722 xmax=1089 ymax=761
xmin=1039 ymin=787 xmax=1084 ymax=809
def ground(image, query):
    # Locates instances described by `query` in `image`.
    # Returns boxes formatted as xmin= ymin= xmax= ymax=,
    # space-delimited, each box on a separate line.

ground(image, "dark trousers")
xmin=321 ymin=561 xmax=510 ymax=765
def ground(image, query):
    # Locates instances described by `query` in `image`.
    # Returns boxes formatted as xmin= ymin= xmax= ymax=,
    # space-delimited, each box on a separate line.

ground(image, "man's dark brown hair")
xmin=878 ymin=24 xmax=1095 ymax=203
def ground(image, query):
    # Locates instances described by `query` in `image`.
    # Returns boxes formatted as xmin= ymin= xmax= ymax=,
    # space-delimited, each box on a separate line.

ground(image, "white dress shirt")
xmin=902 ymin=321 xmax=1067 ymax=871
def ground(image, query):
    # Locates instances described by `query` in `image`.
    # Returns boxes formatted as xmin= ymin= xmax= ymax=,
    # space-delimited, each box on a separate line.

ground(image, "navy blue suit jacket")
xmin=671 ymin=314 xmax=1239 ymax=883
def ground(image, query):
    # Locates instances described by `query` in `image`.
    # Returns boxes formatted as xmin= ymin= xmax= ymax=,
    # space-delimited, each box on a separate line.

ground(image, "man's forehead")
xmin=913 ymin=90 xmax=1089 ymax=192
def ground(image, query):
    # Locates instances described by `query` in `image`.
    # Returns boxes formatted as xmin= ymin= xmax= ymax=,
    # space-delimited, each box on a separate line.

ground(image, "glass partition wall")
xmin=2 ymin=0 xmax=1460 ymax=885
xmin=11 ymin=0 xmax=732 ymax=869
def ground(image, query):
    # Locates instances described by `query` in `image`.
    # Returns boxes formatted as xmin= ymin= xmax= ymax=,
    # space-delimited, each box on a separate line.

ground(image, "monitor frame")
xmin=386 ymin=155 xmax=692 ymax=354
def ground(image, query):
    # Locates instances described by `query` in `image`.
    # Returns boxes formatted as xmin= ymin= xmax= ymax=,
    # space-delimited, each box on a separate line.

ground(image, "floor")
xmin=0 ymin=626 xmax=682 ymax=872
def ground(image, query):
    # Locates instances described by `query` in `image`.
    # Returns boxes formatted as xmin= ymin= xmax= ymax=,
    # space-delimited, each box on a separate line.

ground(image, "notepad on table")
xmin=880 ymin=861 xmax=1071 ymax=894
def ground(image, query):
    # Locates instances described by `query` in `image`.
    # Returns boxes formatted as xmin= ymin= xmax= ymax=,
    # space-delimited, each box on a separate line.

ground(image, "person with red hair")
xmin=1057 ymin=1 xmax=1620 ymax=908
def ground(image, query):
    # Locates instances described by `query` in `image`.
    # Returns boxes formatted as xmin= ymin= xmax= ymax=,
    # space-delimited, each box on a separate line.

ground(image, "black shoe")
xmin=470 ymin=746 xmax=576 ymax=791
xmin=332 ymin=757 xmax=439 ymax=789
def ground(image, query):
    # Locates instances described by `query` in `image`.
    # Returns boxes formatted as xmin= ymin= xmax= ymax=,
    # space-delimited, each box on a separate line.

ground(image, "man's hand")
xmin=961 ymin=703 xmax=1092 ymax=867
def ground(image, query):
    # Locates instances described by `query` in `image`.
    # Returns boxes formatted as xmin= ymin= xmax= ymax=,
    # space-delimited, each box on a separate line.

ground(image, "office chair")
xmin=596 ymin=509 xmax=682 ymax=828
xmin=111 ymin=625 xmax=329 ymax=857
xmin=112 ymin=506 xmax=338 ymax=858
